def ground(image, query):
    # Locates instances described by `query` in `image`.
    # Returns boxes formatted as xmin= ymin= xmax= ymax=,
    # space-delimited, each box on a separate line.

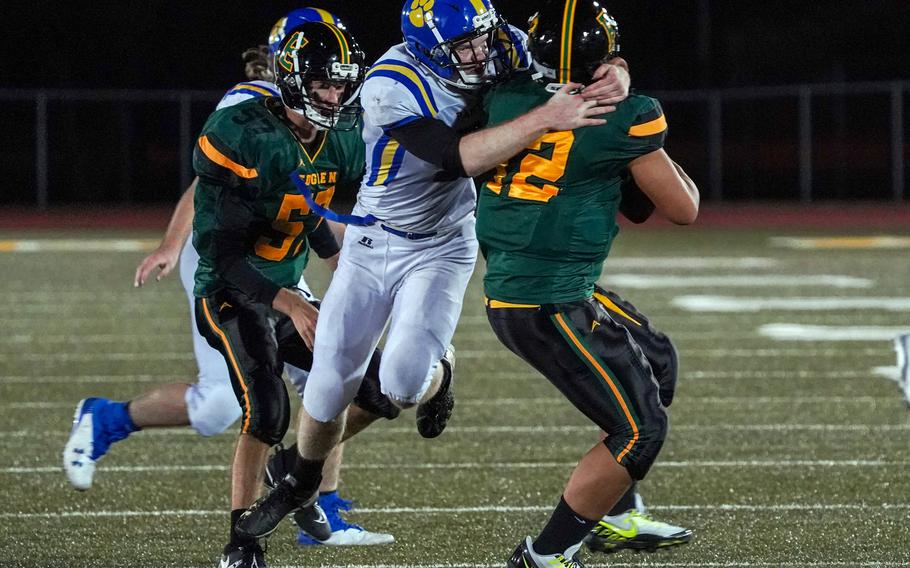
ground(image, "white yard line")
xmin=0 ymin=369 xmax=883 ymax=384
xmin=1 ymin=502 xmax=908 ymax=519
xmin=759 ymin=324 xmax=910 ymax=341
xmin=1 ymin=395 xmax=895 ymax=410
xmin=601 ymin=257 xmax=780 ymax=269
xmin=0 ymin=347 xmax=891 ymax=362
xmin=3 ymin=423 xmax=909 ymax=439
xmin=6 ymin=459 xmax=909 ymax=475
xmin=673 ymin=295 xmax=910 ymax=313
xmin=604 ymin=275 xmax=874 ymax=289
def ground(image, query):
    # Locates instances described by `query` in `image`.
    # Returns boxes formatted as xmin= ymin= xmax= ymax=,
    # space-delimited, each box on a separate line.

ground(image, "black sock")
xmin=607 ymin=483 xmax=637 ymax=516
xmin=291 ymin=455 xmax=324 ymax=499
xmin=228 ymin=508 xmax=254 ymax=549
xmin=533 ymin=496 xmax=598 ymax=556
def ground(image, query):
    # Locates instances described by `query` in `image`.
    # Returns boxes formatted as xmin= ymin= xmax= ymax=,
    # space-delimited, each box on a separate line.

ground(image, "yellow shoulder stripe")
xmin=198 ymin=135 xmax=258 ymax=179
xmin=628 ymin=114 xmax=667 ymax=137
xmin=234 ymin=84 xmax=275 ymax=97
xmin=366 ymin=63 xmax=438 ymax=116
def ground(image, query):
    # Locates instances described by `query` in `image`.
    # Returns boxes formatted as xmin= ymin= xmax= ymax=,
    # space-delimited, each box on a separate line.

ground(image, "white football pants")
xmin=303 ymin=219 xmax=478 ymax=423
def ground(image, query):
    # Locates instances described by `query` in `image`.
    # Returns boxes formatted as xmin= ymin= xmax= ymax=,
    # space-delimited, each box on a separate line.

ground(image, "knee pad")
xmin=245 ymin=370 xmax=291 ymax=445
xmin=186 ymin=381 xmax=242 ymax=437
xmin=605 ymin=410 xmax=669 ymax=480
xmin=353 ymin=349 xmax=401 ymax=420
xmin=303 ymin=369 xmax=360 ymax=423
xmin=378 ymin=349 xmax=435 ymax=407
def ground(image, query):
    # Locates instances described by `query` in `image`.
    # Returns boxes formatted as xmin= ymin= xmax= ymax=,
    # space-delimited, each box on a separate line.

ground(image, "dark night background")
xmin=1 ymin=0 xmax=908 ymax=205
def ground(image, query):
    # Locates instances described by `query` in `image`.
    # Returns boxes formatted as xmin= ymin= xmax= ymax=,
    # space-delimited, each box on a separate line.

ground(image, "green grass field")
xmin=2 ymin=226 xmax=909 ymax=567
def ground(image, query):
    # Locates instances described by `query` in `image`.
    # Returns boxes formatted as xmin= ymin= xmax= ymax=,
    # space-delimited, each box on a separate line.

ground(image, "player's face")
xmin=451 ymin=35 xmax=490 ymax=75
xmin=309 ymin=80 xmax=348 ymax=108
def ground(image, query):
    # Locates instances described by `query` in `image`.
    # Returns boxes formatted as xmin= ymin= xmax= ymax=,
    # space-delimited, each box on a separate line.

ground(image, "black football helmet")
xmin=274 ymin=21 xmax=366 ymax=131
xmin=527 ymin=0 xmax=620 ymax=85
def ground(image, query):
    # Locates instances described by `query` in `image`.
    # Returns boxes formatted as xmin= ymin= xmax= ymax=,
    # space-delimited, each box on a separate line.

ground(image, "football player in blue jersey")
xmin=233 ymin=0 xmax=634 ymax=541
xmin=62 ymin=7 xmax=395 ymax=549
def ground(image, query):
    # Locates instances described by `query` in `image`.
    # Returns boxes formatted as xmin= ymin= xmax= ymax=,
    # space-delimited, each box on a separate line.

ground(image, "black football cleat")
xmin=218 ymin=542 xmax=266 ymax=568
xmin=263 ymin=444 xmax=295 ymax=490
xmin=236 ymin=474 xmax=315 ymax=539
xmin=263 ymin=444 xmax=333 ymax=541
xmin=416 ymin=345 xmax=455 ymax=438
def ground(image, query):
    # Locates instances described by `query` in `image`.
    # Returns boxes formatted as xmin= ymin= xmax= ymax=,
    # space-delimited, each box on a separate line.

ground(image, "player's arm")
xmin=389 ymin=83 xmax=612 ymax=179
xmin=133 ymin=178 xmax=197 ymax=287
xmin=618 ymin=171 xmax=656 ymax=224
xmin=306 ymin=219 xmax=341 ymax=272
xmin=627 ymin=150 xmax=699 ymax=225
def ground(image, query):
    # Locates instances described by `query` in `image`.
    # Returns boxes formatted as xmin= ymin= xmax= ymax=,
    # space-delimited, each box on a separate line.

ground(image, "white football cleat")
xmin=895 ymin=334 xmax=910 ymax=406
xmin=297 ymin=491 xmax=395 ymax=546
xmin=63 ymin=398 xmax=102 ymax=491
xmin=585 ymin=509 xmax=693 ymax=553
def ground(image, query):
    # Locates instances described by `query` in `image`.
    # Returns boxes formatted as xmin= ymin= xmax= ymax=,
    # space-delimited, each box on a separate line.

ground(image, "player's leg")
xmin=585 ymin=286 xmax=693 ymax=552
xmin=488 ymin=300 xmax=668 ymax=567
xmin=195 ymin=291 xmax=292 ymax=565
xmin=593 ymin=286 xmax=678 ymax=407
xmin=63 ymin=241 xmax=240 ymax=490
xmin=239 ymin=224 xmax=394 ymax=539
xmin=380 ymin=224 xmax=476 ymax=433
xmin=281 ymin=354 xmax=396 ymax=545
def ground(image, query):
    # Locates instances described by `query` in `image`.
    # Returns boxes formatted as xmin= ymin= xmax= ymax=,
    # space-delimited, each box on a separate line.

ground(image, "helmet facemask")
xmin=422 ymin=10 xmax=514 ymax=90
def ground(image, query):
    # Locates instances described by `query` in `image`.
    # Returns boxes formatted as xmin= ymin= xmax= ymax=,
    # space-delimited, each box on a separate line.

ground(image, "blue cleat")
xmin=297 ymin=491 xmax=394 ymax=546
xmin=62 ymin=397 xmax=137 ymax=491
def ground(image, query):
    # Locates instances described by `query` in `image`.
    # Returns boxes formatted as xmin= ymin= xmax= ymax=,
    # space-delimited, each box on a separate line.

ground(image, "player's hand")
xmin=272 ymin=288 xmax=319 ymax=349
xmin=582 ymin=60 xmax=630 ymax=106
xmin=134 ymin=245 xmax=180 ymax=287
xmin=540 ymin=82 xmax=612 ymax=131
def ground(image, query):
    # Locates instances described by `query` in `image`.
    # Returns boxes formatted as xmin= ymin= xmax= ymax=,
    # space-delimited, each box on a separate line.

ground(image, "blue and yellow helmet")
xmin=401 ymin=0 xmax=514 ymax=90
xmin=269 ymin=7 xmax=346 ymax=55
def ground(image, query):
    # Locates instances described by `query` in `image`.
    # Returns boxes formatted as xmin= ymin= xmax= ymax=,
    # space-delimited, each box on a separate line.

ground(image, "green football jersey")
xmin=192 ymin=97 xmax=365 ymax=298
xmin=476 ymin=73 xmax=667 ymax=304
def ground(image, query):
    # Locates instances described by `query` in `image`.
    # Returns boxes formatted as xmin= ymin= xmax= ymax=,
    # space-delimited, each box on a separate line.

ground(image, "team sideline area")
xmin=2 ymin=223 xmax=909 ymax=567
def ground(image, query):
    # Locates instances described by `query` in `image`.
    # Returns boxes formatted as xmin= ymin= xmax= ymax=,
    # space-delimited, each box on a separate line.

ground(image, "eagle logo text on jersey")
xmin=408 ymin=0 xmax=435 ymax=28
xmin=277 ymin=31 xmax=309 ymax=73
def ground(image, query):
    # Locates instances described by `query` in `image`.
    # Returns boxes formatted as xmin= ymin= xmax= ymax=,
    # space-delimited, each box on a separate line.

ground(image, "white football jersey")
xmin=215 ymin=80 xmax=279 ymax=111
xmin=355 ymin=44 xmax=477 ymax=233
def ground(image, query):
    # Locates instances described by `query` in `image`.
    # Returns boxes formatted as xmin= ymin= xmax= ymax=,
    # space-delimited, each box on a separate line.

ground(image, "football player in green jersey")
xmin=476 ymin=2 xmax=699 ymax=567
xmin=189 ymin=22 xmax=392 ymax=568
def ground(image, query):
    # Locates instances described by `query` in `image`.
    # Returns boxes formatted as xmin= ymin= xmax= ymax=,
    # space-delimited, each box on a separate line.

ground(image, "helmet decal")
xmin=408 ymin=0 xmax=435 ymax=28
xmin=277 ymin=31 xmax=308 ymax=74
xmin=596 ymin=9 xmax=619 ymax=55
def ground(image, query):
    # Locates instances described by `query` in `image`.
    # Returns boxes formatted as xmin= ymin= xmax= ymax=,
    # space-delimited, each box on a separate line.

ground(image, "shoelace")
xmin=319 ymin=493 xmax=361 ymax=531
xmin=548 ymin=554 xmax=583 ymax=568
